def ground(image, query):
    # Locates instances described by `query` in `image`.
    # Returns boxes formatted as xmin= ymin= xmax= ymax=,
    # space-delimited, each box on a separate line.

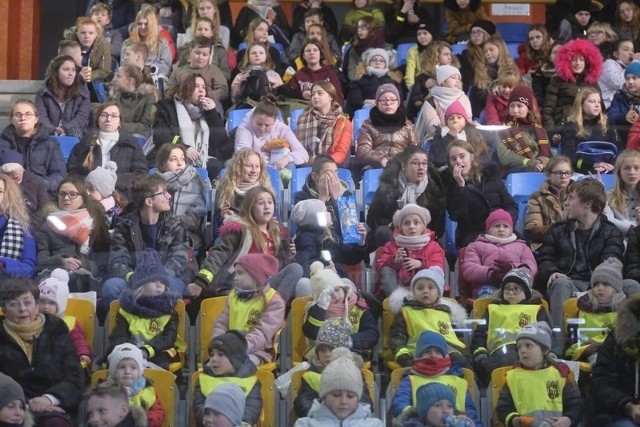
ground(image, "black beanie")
xmin=209 ymin=331 xmax=249 ymax=372
xmin=131 ymin=249 xmax=170 ymax=288
xmin=471 ymin=20 xmax=496 ymax=36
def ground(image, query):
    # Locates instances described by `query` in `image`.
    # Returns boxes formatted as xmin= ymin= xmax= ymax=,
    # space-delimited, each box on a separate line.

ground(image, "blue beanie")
xmin=416 ymin=383 xmax=456 ymax=418
xmin=0 ymin=149 xmax=24 ymax=167
xmin=131 ymin=249 xmax=169 ymax=288
xmin=625 ymin=61 xmax=640 ymax=78
xmin=415 ymin=330 xmax=448 ymax=359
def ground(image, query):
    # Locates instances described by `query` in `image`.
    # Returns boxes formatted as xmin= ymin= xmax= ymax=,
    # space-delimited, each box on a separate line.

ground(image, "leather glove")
xmin=317 ymin=287 xmax=332 ymax=310
xmin=494 ymin=259 xmax=514 ymax=273
xmin=397 ymin=354 xmax=413 ymax=367
xmin=488 ymin=268 xmax=502 ymax=285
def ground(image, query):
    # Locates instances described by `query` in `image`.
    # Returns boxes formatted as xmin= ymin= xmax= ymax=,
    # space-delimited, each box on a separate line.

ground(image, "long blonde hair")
xmin=421 ymin=41 xmax=460 ymax=77
xmin=190 ymin=0 xmax=222 ymax=44
xmin=217 ymin=148 xmax=274 ymax=211
xmin=609 ymin=150 xmax=640 ymax=214
xmin=568 ymin=87 xmax=608 ymax=138
xmin=130 ymin=6 xmax=161 ymax=54
xmin=0 ymin=174 xmax=30 ymax=232
xmin=239 ymin=186 xmax=282 ymax=253
xmin=474 ymin=35 xmax=517 ymax=90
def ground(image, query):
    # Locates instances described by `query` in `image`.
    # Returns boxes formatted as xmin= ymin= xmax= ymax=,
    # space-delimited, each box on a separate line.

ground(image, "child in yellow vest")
xmin=565 ymin=258 xmax=625 ymax=365
xmin=38 ymin=268 xmax=92 ymax=368
xmin=212 ymin=253 xmax=286 ymax=366
xmin=399 ymin=382 xmax=474 ymax=427
xmin=390 ymin=331 xmax=480 ymax=425
xmin=496 ymin=322 xmax=583 ymax=427
xmin=389 ymin=266 xmax=469 ymax=368
xmin=202 ymin=383 xmax=252 ymax=427
xmin=107 ymin=344 xmax=165 ymax=427
xmin=192 ymin=331 xmax=262 ymax=426
xmin=471 ymin=267 xmax=551 ymax=387
xmin=107 ymin=249 xmax=185 ymax=371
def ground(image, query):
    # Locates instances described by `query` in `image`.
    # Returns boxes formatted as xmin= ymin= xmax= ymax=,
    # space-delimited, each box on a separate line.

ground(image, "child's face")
xmin=446 ymin=113 xmax=466 ymax=134
xmin=92 ymin=10 xmax=112 ymax=27
xmin=195 ymin=22 xmax=214 ymax=38
xmin=548 ymin=162 xmax=572 ymax=190
xmin=198 ymin=0 xmax=216 ymax=20
xmin=307 ymin=25 xmax=323 ymax=41
xmin=550 ymin=45 xmax=562 ymax=63
xmin=592 ymin=282 xmax=615 ymax=304
xmin=626 ymin=74 xmax=640 ymax=93
xmin=587 ymin=27 xmax=607 ymax=46
xmin=77 ymin=24 xmax=98 ymax=49
xmin=438 ymin=47 xmax=452 ymax=65
xmin=316 ymin=344 xmax=334 ymax=366
xmin=570 ymin=55 xmax=586 ymax=74
xmin=502 ymin=282 xmax=526 ymax=304
xmin=248 ymin=45 xmax=267 ymax=66
xmin=470 ymin=27 xmax=486 ymax=46
xmin=401 ymin=213 xmax=426 ymax=237
xmin=417 ymin=29 xmax=433 ymax=47
xmin=38 ymin=298 xmax=58 ymax=315
xmin=304 ymin=15 xmax=321 ymax=31
xmin=87 ymin=396 xmax=128 ymax=427
xmin=250 ymin=191 xmax=275 ymax=225
xmin=620 ymin=157 xmax=640 ymax=188
xmin=487 ymin=222 xmax=512 ymax=238
xmin=528 ymin=30 xmax=544 ymax=51
xmin=58 ymin=60 xmax=78 ymax=88
xmin=368 ymin=55 xmax=386 ymax=70
xmin=484 ymin=43 xmax=499 ymax=64
xmin=442 ymin=74 xmax=462 ymax=90
xmin=582 ymin=93 xmax=601 ymax=117
xmin=241 ymin=154 xmax=261 ymax=183
xmin=615 ymin=41 xmax=635 ymax=66
xmin=113 ymin=68 xmax=132 ymax=92
xmin=498 ymin=85 xmax=513 ymax=99
xmin=323 ymin=390 xmax=359 ymax=420
xmin=413 ymin=279 xmax=440 ymax=306
xmin=142 ymin=280 xmax=166 ymax=297
xmin=189 ymin=46 xmax=211 ymax=69
xmin=233 ymin=265 xmax=258 ymax=291
xmin=0 ymin=400 xmax=25 ymax=425
xmin=203 ymin=408 xmax=233 ymax=427
xmin=426 ymin=400 xmax=454 ymax=427
xmin=456 ymin=0 xmax=470 ymax=8
xmin=60 ymin=47 xmax=83 ymax=66
xmin=164 ymin=148 xmax=186 ymax=173
xmin=509 ymin=100 xmax=529 ymax=119
xmin=123 ymin=49 xmax=144 ymax=69
xmin=86 ymin=182 xmax=105 ymax=201
xmin=620 ymin=1 xmax=635 ymax=22
xmin=517 ymin=338 xmax=546 ymax=369
xmin=253 ymin=23 xmax=269 ymax=43
xmin=448 ymin=146 xmax=473 ymax=177
xmin=354 ymin=0 xmax=368 ymax=8
xmin=356 ymin=20 xmax=369 ymax=40
xmin=114 ymin=358 xmax=140 ymax=387
xmin=403 ymin=153 xmax=428 ymax=183
xmin=420 ymin=347 xmax=445 ymax=359
xmin=208 ymin=349 xmax=235 ymax=375
xmin=574 ymin=11 xmax=591 ymax=26
xmin=330 ymin=286 xmax=346 ymax=304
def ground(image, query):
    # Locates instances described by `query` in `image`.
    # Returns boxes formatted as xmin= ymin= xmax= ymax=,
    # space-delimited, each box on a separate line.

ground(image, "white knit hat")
xmin=436 ymin=65 xmax=461 ymax=86
xmin=411 ymin=266 xmax=445 ymax=297
xmin=85 ymin=160 xmax=118 ymax=198
xmin=319 ymin=347 xmax=363 ymax=399
xmin=108 ymin=344 xmax=145 ymax=379
xmin=38 ymin=268 xmax=70 ymax=315
xmin=290 ymin=199 xmax=328 ymax=227
xmin=310 ymin=261 xmax=343 ymax=300
xmin=392 ymin=204 xmax=431 ymax=230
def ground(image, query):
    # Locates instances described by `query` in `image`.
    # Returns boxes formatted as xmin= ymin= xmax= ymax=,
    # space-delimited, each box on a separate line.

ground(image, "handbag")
xmin=576 ymin=141 xmax=618 ymax=164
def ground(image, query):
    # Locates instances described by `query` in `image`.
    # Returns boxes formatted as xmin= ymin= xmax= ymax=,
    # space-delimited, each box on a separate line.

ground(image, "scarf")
xmin=430 ymin=86 xmax=470 ymax=114
xmin=247 ymin=0 xmax=278 ymax=20
xmin=175 ymin=100 xmax=209 ymax=168
xmin=326 ymin=289 xmax=358 ymax=318
xmin=622 ymin=86 xmax=640 ymax=107
xmin=97 ymin=130 xmax=119 ymax=165
xmin=119 ymin=291 xmax=179 ymax=318
xmin=369 ymin=106 xmax=407 ymax=133
xmin=398 ymin=170 xmax=429 ymax=208
xmin=164 ymin=164 xmax=198 ymax=192
xmin=394 ymin=232 xmax=431 ymax=250
xmin=366 ymin=66 xmax=389 ymax=77
xmin=412 ymin=356 xmax=452 ymax=376
xmin=0 ymin=217 xmax=25 ymax=260
xmin=502 ymin=117 xmax=551 ymax=159
xmin=3 ymin=313 xmax=45 ymax=363
xmin=47 ymin=208 xmax=94 ymax=255
xmin=353 ymin=30 xmax=384 ymax=56
xmin=296 ymin=103 xmax=344 ymax=161
xmin=483 ymin=233 xmax=517 ymax=245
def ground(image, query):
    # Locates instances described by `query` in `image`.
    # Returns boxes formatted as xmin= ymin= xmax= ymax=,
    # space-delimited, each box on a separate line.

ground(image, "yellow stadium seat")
xmin=66 ymin=297 xmax=95 ymax=361
xmin=290 ymin=296 xmax=312 ymax=366
xmin=563 ymin=297 xmax=592 ymax=373
xmin=382 ymin=298 xmax=401 ymax=371
xmin=92 ymin=368 xmax=176 ymax=427
xmin=490 ymin=366 xmax=512 ymax=427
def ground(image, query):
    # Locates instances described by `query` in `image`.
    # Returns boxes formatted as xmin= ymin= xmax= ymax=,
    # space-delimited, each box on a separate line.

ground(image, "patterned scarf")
xmin=0 ymin=218 xmax=25 ymax=260
xmin=3 ymin=314 xmax=45 ymax=363
xmin=296 ymin=103 xmax=345 ymax=161
xmin=397 ymin=170 xmax=429 ymax=208
xmin=502 ymin=117 xmax=551 ymax=159
xmin=175 ymin=100 xmax=209 ymax=168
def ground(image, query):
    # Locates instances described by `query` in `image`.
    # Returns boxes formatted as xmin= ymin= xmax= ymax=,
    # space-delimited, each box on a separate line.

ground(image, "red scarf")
xmin=412 ymin=356 xmax=452 ymax=376
xmin=501 ymin=117 xmax=551 ymax=159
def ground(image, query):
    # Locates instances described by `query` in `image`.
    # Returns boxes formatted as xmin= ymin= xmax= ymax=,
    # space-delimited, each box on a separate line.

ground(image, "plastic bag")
xmin=337 ymin=195 xmax=359 ymax=244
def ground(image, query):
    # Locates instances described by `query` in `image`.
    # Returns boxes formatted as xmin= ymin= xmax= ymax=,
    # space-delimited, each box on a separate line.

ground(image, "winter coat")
xmin=288 ymin=28 xmax=341 ymax=64
xmin=414 ymin=89 xmax=473 ymax=142
xmin=108 ymin=85 xmax=157 ymax=138
xmin=376 ymin=230 xmax=445 ymax=286
xmin=496 ymin=119 xmax=551 ymax=173
xmin=165 ymin=64 xmax=229 ymax=102
xmin=355 ymin=118 xmax=418 ymax=167
xmin=85 ymin=0 xmax=136 ymax=34
xmin=0 ymin=313 xmax=84 ymax=410
xmin=484 ymin=91 xmax=510 ymax=125
xmin=63 ymin=30 xmax=112 ymax=81
xmin=389 ymin=5 xmax=432 ymax=46
xmin=0 ymin=215 xmax=36 ymax=277
xmin=212 ymin=286 xmax=285 ymax=363
xmin=345 ymin=41 xmax=394 ymax=83
xmin=293 ymin=174 xmax=347 ymax=240
xmin=445 ymin=163 xmax=519 ymax=248
xmin=404 ymin=46 xmax=423 ymax=90
xmin=461 ymin=235 xmax=537 ymax=287
xmin=623 ymin=226 xmax=640 ymax=282
xmin=525 ymin=180 xmax=569 ymax=250
xmin=68 ymin=319 xmax=91 ymax=359
xmin=627 ymin=116 xmax=640 ymax=151
xmin=232 ymin=6 xmax=291 ymax=47
xmin=177 ymin=40 xmax=231 ymax=81
xmin=558 ymin=14 xmax=590 ymax=43
xmin=443 ymin=0 xmax=490 ymax=43
xmin=603 ymin=192 xmax=639 ymax=234
xmin=0 ymin=125 xmax=67 ymax=193
xmin=235 ymin=110 xmax=309 ymax=165
xmin=20 ymin=169 xmax=50 ymax=227
xmin=542 ymin=76 xmax=598 ymax=132
xmin=560 ymin=118 xmax=621 ymax=174
xmin=108 ymin=204 xmax=192 ymax=283
xmin=535 ymin=215 xmax=624 ymax=290
xmin=34 ymin=83 xmax=91 ymax=136
xmin=366 ymin=159 xmax=447 ymax=238
xmin=235 ymin=46 xmax=286 ymax=75
xmin=607 ymin=88 xmax=640 ymax=144
xmin=407 ymin=73 xmax=435 ymax=120
xmin=120 ymin=37 xmax=173 ymax=77
xmin=516 ymin=43 xmax=540 ymax=76
xmin=284 ymin=65 xmax=344 ymax=105
xmin=295 ymin=109 xmax=352 ymax=166
xmin=531 ymin=64 xmax=555 ymax=108
xmin=66 ymin=132 xmax=148 ymax=193
xmin=193 ymin=361 xmax=262 ymax=426
xmin=293 ymin=2 xmax=339 ymax=37
xmin=294 ymin=400 xmax=383 ymax=427
xmin=347 ymin=67 xmax=404 ymax=114
xmin=599 ymin=59 xmax=625 ymax=109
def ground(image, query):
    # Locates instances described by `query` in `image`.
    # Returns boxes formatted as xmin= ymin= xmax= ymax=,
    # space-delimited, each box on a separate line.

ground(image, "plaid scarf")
xmin=0 ymin=217 xmax=25 ymax=260
xmin=501 ymin=117 xmax=551 ymax=159
xmin=296 ymin=103 xmax=346 ymax=161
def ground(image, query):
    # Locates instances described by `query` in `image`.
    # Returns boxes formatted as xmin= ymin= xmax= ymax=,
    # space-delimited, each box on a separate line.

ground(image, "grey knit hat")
xmin=501 ymin=267 xmax=534 ymax=300
xmin=516 ymin=321 xmax=553 ymax=349
xmin=375 ymin=83 xmax=400 ymax=103
xmin=392 ymin=204 xmax=431 ymax=230
xmin=316 ymin=317 xmax=353 ymax=350
xmin=290 ymin=199 xmax=327 ymax=227
xmin=591 ymin=258 xmax=624 ymax=293
xmin=411 ymin=266 xmax=445 ymax=296
xmin=204 ymin=383 xmax=245 ymax=426
xmin=85 ymin=160 xmax=118 ymax=198
xmin=0 ymin=372 xmax=25 ymax=411
xmin=366 ymin=48 xmax=389 ymax=67
xmin=436 ymin=65 xmax=461 ymax=86
xmin=319 ymin=348 xmax=363 ymax=399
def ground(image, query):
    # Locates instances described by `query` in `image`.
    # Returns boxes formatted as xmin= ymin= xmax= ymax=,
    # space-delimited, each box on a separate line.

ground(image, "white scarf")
xmin=483 ymin=233 xmax=518 ymax=245
xmin=175 ymin=100 xmax=210 ymax=168
xmin=398 ymin=171 xmax=429 ymax=208
xmin=97 ymin=131 xmax=119 ymax=166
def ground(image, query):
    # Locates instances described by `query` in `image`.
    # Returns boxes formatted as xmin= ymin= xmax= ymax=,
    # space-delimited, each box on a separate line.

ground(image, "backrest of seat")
xmin=257 ymin=369 xmax=276 ymax=426
xmin=353 ymin=107 xmax=371 ymax=142
xmin=381 ymin=298 xmax=395 ymax=368
xmin=198 ymin=297 xmax=228 ymax=365
xmin=55 ymin=135 xmax=79 ymax=162
xmin=290 ymin=296 xmax=312 ymax=366
xmin=506 ymin=172 xmax=546 ymax=233
xmin=66 ymin=297 xmax=95 ymax=355
xmin=362 ymin=168 xmax=383 ymax=217
xmin=396 ymin=43 xmax=415 ymax=67
xmin=289 ymin=108 xmax=305 ymax=132
xmin=226 ymin=108 xmax=252 ymax=131
xmin=490 ymin=366 xmax=512 ymax=427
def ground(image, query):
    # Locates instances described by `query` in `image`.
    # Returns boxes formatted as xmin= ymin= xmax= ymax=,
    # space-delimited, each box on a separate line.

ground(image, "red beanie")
xmin=508 ymin=85 xmax=535 ymax=108
xmin=234 ymin=254 xmax=280 ymax=285
xmin=485 ymin=209 xmax=513 ymax=231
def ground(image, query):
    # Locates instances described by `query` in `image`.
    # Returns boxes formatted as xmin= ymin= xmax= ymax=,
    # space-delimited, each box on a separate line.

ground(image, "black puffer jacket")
xmin=445 ymin=163 xmax=518 ymax=248
xmin=0 ymin=314 xmax=84 ymax=410
xmin=560 ymin=117 xmax=622 ymax=174
xmin=366 ymin=158 xmax=446 ymax=238
xmin=535 ymin=215 xmax=624 ymax=290
xmin=624 ymin=226 xmax=640 ymax=282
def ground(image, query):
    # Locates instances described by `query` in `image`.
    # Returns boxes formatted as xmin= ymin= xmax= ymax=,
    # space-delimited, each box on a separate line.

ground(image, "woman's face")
xmin=402 ymin=153 xmax=428 ymax=183
xmin=10 ymin=103 xmax=38 ymax=136
xmin=484 ymin=43 xmax=500 ymax=64
xmin=438 ymin=47 xmax=452 ymax=65
xmin=137 ymin=17 xmax=149 ymax=38
xmin=189 ymin=76 xmax=207 ymax=104
xmin=164 ymin=148 xmax=186 ymax=173
xmin=354 ymin=0 xmax=367 ymax=8
xmin=571 ymin=55 xmax=586 ymax=74
xmin=449 ymin=146 xmax=473 ymax=177
xmin=251 ymin=113 xmax=276 ymax=137
xmin=253 ymin=23 xmax=269 ymax=43
xmin=509 ymin=100 xmax=529 ymax=119
xmin=241 ymin=154 xmax=261 ymax=183
xmin=470 ymin=27 xmax=486 ymax=46
xmin=615 ymin=41 xmax=635 ymax=65
xmin=311 ymin=85 xmax=333 ymax=110
xmin=58 ymin=60 xmax=77 ymax=87
xmin=582 ymin=93 xmax=601 ymax=117
xmin=528 ymin=30 xmax=544 ymax=51
xmin=76 ymin=24 xmax=98 ymax=50
xmin=620 ymin=1 xmax=635 ymax=22
xmin=303 ymin=43 xmax=321 ymax=65
xmin=113 ymin=68 xmax=132 ymax=92
xmin=249 ymin=45 xmax=267 ymax=65
xmin=587 ymin=27 xmax=607 ymax=45
xmin=198 ymin=0 xmax=216 ymax=20
xmin=356 ymin=21 xmax=369 ymax=40
xmin=98 ymin=105 xmax=121 ymax=133
xmin=417 ymin=29 xmax=433 ymax=47
xmin=3 ymin=292 xmax=38 ymax=325
xmin=195 ymin=22 xmax=214 ymax=38
xmin=548 ymin=161 xmax=572 ymax=190
xmin=376 ymin=91 xmax=399 ymax=114
xmin=58 ymin=182 xmax=84 ymax=211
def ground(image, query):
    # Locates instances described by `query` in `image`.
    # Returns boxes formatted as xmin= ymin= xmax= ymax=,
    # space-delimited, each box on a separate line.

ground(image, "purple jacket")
xmin=35 ymin=83 xmax=90 ymax=136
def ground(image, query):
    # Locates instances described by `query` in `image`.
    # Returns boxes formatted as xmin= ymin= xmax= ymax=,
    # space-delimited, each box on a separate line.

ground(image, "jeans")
xmin=100 ymin=275 xmax=186 ymax=309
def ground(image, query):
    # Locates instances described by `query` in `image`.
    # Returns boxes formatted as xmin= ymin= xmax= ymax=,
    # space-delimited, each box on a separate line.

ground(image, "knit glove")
xmin=488 ymin=268 xmax=502 ymax=285
xmin=494 ymin=259 xmax=513 ymax=274
xmin=317 ymin=287 xmax=332 ymax=310
xmin=473 ymin=351 xmax=488 ymax=365
xmin=397 ymin=354 xmax=413 ymax=367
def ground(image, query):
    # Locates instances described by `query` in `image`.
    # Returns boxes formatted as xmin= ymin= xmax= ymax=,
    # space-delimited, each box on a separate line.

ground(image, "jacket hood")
xmin=615 ymin=294 xmax=640 ymax=345
xmin=0 ymin=123 xmax=56 ymax=146
xmin=444 ymin=0 xmax=482 ymax=11
xmin=108 ymin=81 xmax=157 ymax=99
xmin=554 ymin=39 xmax=602 ymax=84
xmin=354 ymin=62 xmax=404 ymax=82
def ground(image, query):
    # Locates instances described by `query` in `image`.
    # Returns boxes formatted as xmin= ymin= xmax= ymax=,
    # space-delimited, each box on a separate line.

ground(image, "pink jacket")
xmin=461 ymin=235 xmax=537 ymax=286
xmin=376 ymin=230 xmax=445 ymax=287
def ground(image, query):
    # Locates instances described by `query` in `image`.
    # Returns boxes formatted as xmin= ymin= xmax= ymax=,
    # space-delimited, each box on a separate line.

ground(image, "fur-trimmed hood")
xmin=354 ymin=62 xmax=404 ymax=81
xmin=108 ymin=81 xmax=157 ymax=100
xmin=388 ymin=287 xmax=468 ymax=326
xmin=615 ymin=294 xmax=640 ymax=346
xmin=554 ymin=38 xmax=602 ymax=84
xmin=444 ymin=0 xmax=482 ymax=11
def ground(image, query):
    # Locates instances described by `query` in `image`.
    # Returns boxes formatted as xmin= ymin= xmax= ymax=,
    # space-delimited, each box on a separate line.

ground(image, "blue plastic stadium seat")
xmin=506 ymin=172 xmax=546 ymax=233
xmin=226 ymin=109 xmax=252 ymax=132
xmin=266 ymin=166 xmax=284 ymax=219
xmin=289 ymin=109 xmax=304 ymax=133
xmin=55 ymin=136 xmax=80 ymax=162
xmin=451 ymin=43 xmax=468 ymax=56
xmin=362 ymin=168 xmax=383 ymax=217
xmin=353 ymin=107 xmax=372 ymax=142
xmin=396 ymin=43 xmax=415 ymax=67
xmin=496 ymin=23 xmax=530 ymax=43
xmin=506 ymin=43 xmax=520 ymax=61
xmin=445 ymin=212 xmax=458 ymax=259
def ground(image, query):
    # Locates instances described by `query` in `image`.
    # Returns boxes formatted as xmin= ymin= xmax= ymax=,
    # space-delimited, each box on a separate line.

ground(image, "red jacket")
xmin=516 ymin=43 xmax=539 ymax=75
xmin=145 ymin=389 xmax=165 ymax=427
xmin=627 ymin=118 xmax=640 ymax=152
xmin=69 ymin=320 xmax=91 ymax=359
xmin=484 ymin=91 xmax=510 ymax=125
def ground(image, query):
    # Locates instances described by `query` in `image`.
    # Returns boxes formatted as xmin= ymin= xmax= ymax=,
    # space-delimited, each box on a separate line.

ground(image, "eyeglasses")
xmin=551 ymin=171 xmax=572 ymax=178
xmin=57 ymin=191 xmax=80 ymax=200
xmin=408 ymin=161 xmax=429 ymax=168
xmin=12 ymin=112 xmax=36 ymax=119
xmin=99 ymin=113 xmax=120 ymax=120
xmin=470 ymin=29 xmax=486 ymax=36
xmin=149 ymin=189 xmax=171 ymax=199
xmin=356 ymin=25 xmax=369 ymax=30
xmin=503 ymin=286 xmax=523 ymax=295
xmin=369 ymin=57 xmax=386 ymax=63
xmin=5 ymin=297 xmax=35 ymax=311
xmin=587 ymin=30 xmax=604 ymax=36
xmin=378 ymin=98 xmax=399 ymax=105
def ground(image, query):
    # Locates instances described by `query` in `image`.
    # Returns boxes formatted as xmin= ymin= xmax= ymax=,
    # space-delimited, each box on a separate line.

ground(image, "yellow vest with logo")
xmin=402 ymin=306 xmax=466 ymax=351
xmin=487 ymin=304 xmax=541 ymax=354
xmin=199 ymin=374 xmax=257 ymax=397
xmin=228 ymin=288 xmax=277 ymax=331
xmin=348 ymin=305 xmax=365 ymax=333
xmin=568 ymin=310 xmax=616 ymax=360
xmin=130 ymin=386 xmax=156 ymax=409
xmin=119 ymin=309 xmax=186 ymax=353
xmin=409 ymin=374 xmax=467 ymax=411
xmin=302 ymin=371 xmax=321 ymax=393
xmin=63 ymin=315 xmax=77 ymax=332
xmin=506 ymin=366 xmax=565 ymax=420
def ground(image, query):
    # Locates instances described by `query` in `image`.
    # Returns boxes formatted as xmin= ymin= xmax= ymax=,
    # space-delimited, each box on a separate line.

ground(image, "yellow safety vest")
xmin=119 ymin=309 xmax=187 ymax=353
xmin=409 ymin=374 xmax=467 ymax=412
xmin=487 ymin=304 xmax=541 ymax=354
xmin=199 ymin=374 xmax=257 ymax=397
xmin=348 ymin=306 xmax=365 ymax=333
xmin=568 ymin=310 xmax=616 ymax=360
xmin=130 ymin=386 xmax=156 ymax=410
xmin=402 ymin=306 xmax=466 ymax=351
xmin=506 ymin=366 xmax=565 ymax=422
xmin=302 ymin=371 xmax=321 ymax=393
xmin=228 ymin=288 xmax=278 ymax=331
xmin=63 ymin=315 xmax=77 ymax=332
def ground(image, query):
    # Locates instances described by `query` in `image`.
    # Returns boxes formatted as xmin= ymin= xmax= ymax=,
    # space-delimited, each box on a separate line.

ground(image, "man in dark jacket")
xmin=536 ymin=178 xmax=640 ymax=353
xmin=100 ymin=174 xmax=190 ymax=310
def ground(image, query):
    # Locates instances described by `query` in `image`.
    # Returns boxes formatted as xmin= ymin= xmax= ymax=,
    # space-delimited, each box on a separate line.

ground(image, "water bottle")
xmin=443 ymin=414 xmax=473 ymax=427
